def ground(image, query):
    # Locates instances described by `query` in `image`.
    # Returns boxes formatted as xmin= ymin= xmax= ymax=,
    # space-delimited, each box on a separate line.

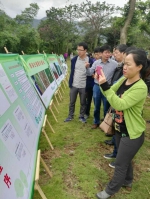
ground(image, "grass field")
xmin=33 ymin=60 xmax=150 ymax=199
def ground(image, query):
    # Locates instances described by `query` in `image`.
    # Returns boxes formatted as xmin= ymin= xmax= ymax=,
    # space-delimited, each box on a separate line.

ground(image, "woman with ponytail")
xmin=96 ymin=49 xmax=150 ymax=199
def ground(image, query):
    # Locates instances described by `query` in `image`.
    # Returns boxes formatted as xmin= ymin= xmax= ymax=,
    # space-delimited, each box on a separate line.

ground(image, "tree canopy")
xmin=0 ymin=0 xmax=150 ymax=54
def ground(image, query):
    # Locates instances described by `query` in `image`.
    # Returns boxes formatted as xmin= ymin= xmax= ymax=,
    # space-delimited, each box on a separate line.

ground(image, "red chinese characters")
xmin=0 ymin=166 xmax=3 ymax=174
xmin=4 ymin=173 xmax=11 ymax=188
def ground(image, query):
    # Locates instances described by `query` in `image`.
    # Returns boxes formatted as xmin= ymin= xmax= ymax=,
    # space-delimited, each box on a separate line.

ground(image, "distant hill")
xmin=32 ymin=17 xmax=47 ymax=28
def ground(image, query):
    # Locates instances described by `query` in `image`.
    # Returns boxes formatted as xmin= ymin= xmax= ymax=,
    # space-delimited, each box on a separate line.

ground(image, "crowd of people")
xmin=64 ymin=42 xmax=150 ymax=199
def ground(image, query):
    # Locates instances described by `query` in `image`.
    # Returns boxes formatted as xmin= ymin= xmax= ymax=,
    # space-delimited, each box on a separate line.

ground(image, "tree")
xmin=120 ymin=0 xmax=136 ymax=44
xmin=39 ymin=4 xmax=79 ymax=54
xmin=15 ymin=3 xmax=39 ymax=25
xmin=76 ymin=0 xmax=117 ymax=48
xmin=0 ymin=11 xmax=20 ymax=52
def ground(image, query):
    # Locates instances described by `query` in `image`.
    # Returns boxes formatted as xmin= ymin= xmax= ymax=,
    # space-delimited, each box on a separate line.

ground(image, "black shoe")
xmin=104 ymin=140 xmax=114 ymax=145
xmin=64 ymin=117 xmax=73 ymax=122
xmin=109 ymin=162 xmax=115 ymax=169
xmin=104 ymin=153 xmax=116 ymax=159
xmin=122 ymin=183 xmax=132 ymax=191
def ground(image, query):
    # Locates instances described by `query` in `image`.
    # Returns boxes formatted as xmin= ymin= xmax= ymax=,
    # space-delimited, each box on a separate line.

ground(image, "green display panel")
xmin=0 ymin=54 xmax=45 ymax=199
xmin=20 ymin=54 xmax=58 ymax=108
xmin=46 ymin=54 xmax=64 ymax=85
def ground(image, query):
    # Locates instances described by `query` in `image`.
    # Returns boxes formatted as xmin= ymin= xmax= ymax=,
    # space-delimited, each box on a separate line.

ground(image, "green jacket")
xmin=101 ymin=77 xmax=147 ymax=139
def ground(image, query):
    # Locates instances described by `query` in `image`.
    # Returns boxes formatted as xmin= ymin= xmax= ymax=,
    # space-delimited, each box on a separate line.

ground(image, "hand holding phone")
xmin=96 ymin=66 xmax=103 ymax=76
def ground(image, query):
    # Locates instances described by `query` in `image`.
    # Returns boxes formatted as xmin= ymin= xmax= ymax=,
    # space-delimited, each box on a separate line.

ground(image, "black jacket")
xmin=111 ymin=63 xmax=124 ymax=85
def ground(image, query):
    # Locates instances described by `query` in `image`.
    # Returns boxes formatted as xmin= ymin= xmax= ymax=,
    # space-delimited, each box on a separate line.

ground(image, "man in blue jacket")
xmin=64 ymin=42 xmax=94 ymax=123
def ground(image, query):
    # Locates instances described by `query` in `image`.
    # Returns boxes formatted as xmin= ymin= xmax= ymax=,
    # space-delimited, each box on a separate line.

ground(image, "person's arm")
xmin=102 ymin=84 xmax=147 ymax=110
xmin=98 ymin=70 xmax=147 ymax=110
xmin=86 ymin=61 xmax=97 ymax=75
xmin=69 ymin=58 xmax=75 ymax=88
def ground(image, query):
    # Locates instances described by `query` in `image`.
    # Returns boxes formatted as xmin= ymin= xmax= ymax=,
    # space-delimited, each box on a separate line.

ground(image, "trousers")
xmin=68 ymin=87 xmax=86 ymax=118
xmin=106 ymin=132 xmax=144 ymax=195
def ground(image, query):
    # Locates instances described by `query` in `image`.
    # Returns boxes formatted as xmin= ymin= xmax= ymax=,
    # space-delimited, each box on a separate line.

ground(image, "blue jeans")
xmin=93 ymin=84 xmax=110 ymax=125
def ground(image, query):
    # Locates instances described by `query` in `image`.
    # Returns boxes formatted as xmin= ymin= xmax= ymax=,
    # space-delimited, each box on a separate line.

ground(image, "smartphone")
xmin=96 ymin=66 xmax=102 ymax=76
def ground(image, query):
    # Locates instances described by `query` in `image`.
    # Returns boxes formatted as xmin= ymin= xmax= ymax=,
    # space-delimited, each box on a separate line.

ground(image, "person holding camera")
xmin=96 ymin=49 xmax=150 ymax=199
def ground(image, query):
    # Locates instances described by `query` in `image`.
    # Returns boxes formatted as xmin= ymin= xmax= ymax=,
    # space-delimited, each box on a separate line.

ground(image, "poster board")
xmin=59 ymin=54 xmax=68 ymax=76
xmin=0 ymin=54 xmax=45 ymax=199
xmin=20 ymin=54 xmax=57 ymax=108
xmin=46 ymin=54 xmax=64 ymax=85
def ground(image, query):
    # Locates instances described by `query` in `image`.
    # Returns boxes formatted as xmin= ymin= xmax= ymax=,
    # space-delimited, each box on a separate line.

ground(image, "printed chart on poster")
xmin=46 ymin=54 xmax=64 ymax=85
xmin=21 ymin=54 xmax=58 ymax=108
xmin=0 ymin=54 xmax=45 ymax=199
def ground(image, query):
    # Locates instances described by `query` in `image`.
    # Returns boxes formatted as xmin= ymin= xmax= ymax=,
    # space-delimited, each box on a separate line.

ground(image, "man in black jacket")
xmin=64 ymin=42 xmax=93 ymax=123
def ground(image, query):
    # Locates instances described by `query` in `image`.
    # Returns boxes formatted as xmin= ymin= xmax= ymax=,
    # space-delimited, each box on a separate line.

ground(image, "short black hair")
xmin=124 ymin=46 xmax=137 ymax=54
xmin=100 ymin=45 xmax=111 ymax=53
xmin=115 ymin=44 xmax=128 ymax=53
xmin=78 ymin=42 xmax=88 ymax=50
xmin=94 ymin=46 xmax=101 ymax=53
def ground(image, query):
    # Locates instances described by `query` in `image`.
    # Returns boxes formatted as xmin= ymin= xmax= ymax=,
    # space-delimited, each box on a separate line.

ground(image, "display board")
xmin=0 ymin=54 xmax=45 ymax=199
xmin=46 ymin=54 xmax=64 ymax=85
xmin=59 ymin=54 xmax=68 ymax=76
xmin=20 ymin=54 xmax=57 ymax=108
xmin=57 ymin=55 xmax=67 ymax=76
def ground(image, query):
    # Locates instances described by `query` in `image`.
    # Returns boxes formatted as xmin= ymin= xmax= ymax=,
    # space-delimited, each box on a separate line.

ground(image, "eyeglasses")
xmin=76 ymin=49 xmax=85 ymax=52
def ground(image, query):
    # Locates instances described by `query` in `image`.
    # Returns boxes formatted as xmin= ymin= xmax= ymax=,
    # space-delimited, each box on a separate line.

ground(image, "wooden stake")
xmin=42 ymin=129 xmax=54 ymax=150
xmin=34 ymin=150 xmax=52 ymax=199
xmin=52 ymin=101 xmax=59 ymax=113
xmin=40 ymin=156 xmax=53 ymax=178
xmin=63 ymin=80 xmax=66 ymax=89
xmin=54 ymin=93 xmax=60 ymax=105
xmin=42 ymin=115 xmax=54 ymax=150
xmin=4 ymin=47 xmax=9 ymax=54
xmin=46 ymin=117 xmax=56 ymax=134
xmin=49 ymin=100 xmax=58 ymax=122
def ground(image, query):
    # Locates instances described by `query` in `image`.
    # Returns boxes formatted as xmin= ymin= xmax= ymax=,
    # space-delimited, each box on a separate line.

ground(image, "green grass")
xmin=33 ymin=60 xmax=150 ymax=199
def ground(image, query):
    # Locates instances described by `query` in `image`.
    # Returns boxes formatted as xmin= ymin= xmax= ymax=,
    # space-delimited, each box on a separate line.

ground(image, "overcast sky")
xmin=1 ymin=0 xmax=128 ymax=19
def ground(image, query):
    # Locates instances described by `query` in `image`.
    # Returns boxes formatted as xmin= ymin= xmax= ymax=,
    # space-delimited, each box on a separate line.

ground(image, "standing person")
xmin=103 ymin=44 xmax=128 ymax=168
xmin=64 ymin=52 xmax=68 ymax=61
xmin=86 ymin=45 xmax=117 ymax=129
xmin=85 ymin=47 xmax=102 ymax=119
xmin=64 ymin=42 xmax=93 ymax=123
xmin=104 ymin=46 xmax=137 ymax=166
xmin=96 ymin=49 xmax=150 ymax=199
xmin=70 ymin=52 xmax=74 ymax=60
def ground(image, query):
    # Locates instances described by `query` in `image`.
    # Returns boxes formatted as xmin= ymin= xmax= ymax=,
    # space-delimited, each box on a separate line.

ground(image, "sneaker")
xmin=103 ymin=153 xmax=116 ymax=159
xmin=79 ymin=117 xmax=87 ymax=123
xmin=64 ymin=117 xmax=73 ymax=122
xmin=109 ymin=162 xmax=115 ymax=169
xmin=96 ymin=190 xmax=111 ymax=199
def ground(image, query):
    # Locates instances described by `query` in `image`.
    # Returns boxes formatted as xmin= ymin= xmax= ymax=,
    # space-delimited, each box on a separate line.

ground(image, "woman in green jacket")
xmin=96 ymin=49 xmax=150 ymax=199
